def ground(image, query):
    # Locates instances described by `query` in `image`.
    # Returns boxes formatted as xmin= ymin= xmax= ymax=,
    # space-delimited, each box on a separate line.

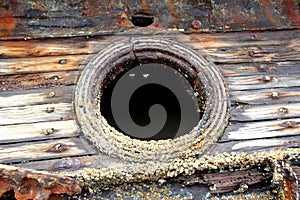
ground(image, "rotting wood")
xmin=179 ymin=168 xmax=271 ymax=194
xmin=71 ymin=149 xmax=300 ymax=199
xmin=0 ymin=120 xmax=78 ymax=144
xmin=0 ymin=0 xmax=299 ymax=39
xmin=221 ymin=118 xmax=300 ymax=142
xmin=0 ymin=164 xmax=82 ymax=200
xmin=0 ymin=71 xmax=78 ymax=92
xmin=0 ymin=138 xmax=97 ymax=164
xmin=0 ymin=102 xmax=73 ymax=125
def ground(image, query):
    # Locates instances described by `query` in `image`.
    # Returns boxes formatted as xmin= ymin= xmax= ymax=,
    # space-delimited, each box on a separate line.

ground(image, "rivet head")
xmin=48 ymin=91 xmax=56 ymax=97
xmin=46 ymin=143 xmax=68 ymax=153
xmin=46 ymin=107 xmax=55 ymax=113
xmin=278 ymin=107 xmax=289 ymax=114
xmin=248 ymin=50 xmax=255 ymax=57
xmin=261 ymin=76 xmax=273 ymax=83
xmin=44 ymin=128 xmax=54 ymax=135
xmin=58 ymin=59 xmax=67 ymax=64
xmin=191 ymin=20 xmax=202 ymax=30
xmin=271 ymin=92 xmax=279 ymax=99
xmin=281 ymin=121 xmax=299 ymax=128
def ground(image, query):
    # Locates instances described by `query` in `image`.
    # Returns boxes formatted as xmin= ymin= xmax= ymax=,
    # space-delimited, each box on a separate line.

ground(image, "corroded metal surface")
xmin=0 ymin=164 xmax=82 ymax=199
xmin=0 ymin=0 xmax=299 ymax=39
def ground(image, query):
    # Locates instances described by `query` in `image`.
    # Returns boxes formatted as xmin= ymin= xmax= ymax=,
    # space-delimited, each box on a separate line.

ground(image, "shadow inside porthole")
xmin=100 ymin=62 xmax=204 ymax=141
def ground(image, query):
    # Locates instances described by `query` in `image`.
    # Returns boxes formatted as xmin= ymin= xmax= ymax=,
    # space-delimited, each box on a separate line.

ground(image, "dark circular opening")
xmin=100 ymin=62 xmax=203 ymax=141
xmin=131 ymin=12 xmax=154 ymax=27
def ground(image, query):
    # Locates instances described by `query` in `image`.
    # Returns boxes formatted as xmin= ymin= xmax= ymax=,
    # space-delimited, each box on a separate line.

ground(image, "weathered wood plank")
xmin=0 ymin=103 xmax=73 ymax=125
xmin=0 ymin=86 xmax=74 ymax=108
xmin=208 ymin=135 xmax=300 ymax=155
xmin=1 ymin=0 xmax=298 ymax=39
xmin=14 ymin=154 xmax=124 ymax=173
xmin=219 ymin=61 xmax=300 ymax=77
xmin=0 ymin=120 xmax=78 ymax=144
xmin=182 ymin=30 xmax=300 ymax=49
xmin=0 ymin=37 xmax=109 ymax=58
xmin=221 ymin=118 xmax=300 ymax=142
xmin=0 ymin=55 xmax=90 ymax=75
xmin=0 ymin=30 xmax=299 ymax=76
xmin=203 ymin=45 xmax=300 ymax=64
xmin=0 ymin=71 xmax=78 ymax=91
xmin=0 ymin=30 xmax=299 ymax=59
xmin=230 ymin=103 xmax=300 ymax=122
xmin=225 ymin=74 xmax=300 ymax=91
xmin=0 ymin=138 xmax=97 ymax=164
xmin=14 ymin=156 xmax=103 ymax=172
xmin=230 ymin=87 xmax=300 ymax=105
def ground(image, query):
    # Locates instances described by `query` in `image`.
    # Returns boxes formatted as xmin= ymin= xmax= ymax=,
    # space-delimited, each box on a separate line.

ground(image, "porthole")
xmin=75 ymin=37 xmax=229 ymax=162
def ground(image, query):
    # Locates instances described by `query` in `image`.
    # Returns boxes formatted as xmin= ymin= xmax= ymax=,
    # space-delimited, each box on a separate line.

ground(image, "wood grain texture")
xmin=230 ymin=103 xmax=300 ymax=122
xmin=0 ymin=103 xmax=73 ymax=125
xmin=0 ymin=120 xmax=78 ymax=144
xmin=0 ymin=0 xmax=298 ymax=39
xmin=230 ymin=87 xmax=300 ymax=105
xmin=0 ymin=138 xmax=97 ymax=164
xmin=0 ymin=86 xmax=74 ymax=108
xmin=221 ymin=118 xmax=300 ymax=141
xmin=0 ymin=71 xmax=79 ymax=91
xmin=207 ymin=135 xmax=300 ymax=155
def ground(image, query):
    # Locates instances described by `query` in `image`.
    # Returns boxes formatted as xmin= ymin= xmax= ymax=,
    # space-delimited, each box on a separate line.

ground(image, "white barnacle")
xmin=143 ymin=73 xmax=149 ymax=78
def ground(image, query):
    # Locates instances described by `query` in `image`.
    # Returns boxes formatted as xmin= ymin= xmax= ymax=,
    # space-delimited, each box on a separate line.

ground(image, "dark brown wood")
xmin=0 ymin=0 xmax=299 ymax=39
xmin=0 ymin=71 xmax=79 ymax=91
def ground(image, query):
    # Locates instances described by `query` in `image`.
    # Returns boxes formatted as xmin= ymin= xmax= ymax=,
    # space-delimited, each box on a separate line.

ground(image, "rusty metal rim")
xmin=74 ymin=36 xmax=229 ymax=162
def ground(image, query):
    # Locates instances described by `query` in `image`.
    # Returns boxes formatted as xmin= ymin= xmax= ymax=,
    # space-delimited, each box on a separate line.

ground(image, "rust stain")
xmin=46 ymin=143 xmax=68 ymax=153
xmin=281 ymin=121 xmax=299 ymax=129
xmin=167 ymin=0 xmax=175 ymax=17
xmin=141 ymin=0 xmax=147 ymax=10
xmin=0 ymin=164 xmax=81 ymax=200
xmin=0 ymin=12 xmax=18 ymax=37
xmin=260 ymin=0 xmax=279 ymax=26
xmin=286 ymin=0 xmax=300 ymax=27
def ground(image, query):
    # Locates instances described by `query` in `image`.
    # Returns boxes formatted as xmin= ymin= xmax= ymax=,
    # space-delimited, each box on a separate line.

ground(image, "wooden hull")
xmin=0 ymin=0 xmax=300 ymax=199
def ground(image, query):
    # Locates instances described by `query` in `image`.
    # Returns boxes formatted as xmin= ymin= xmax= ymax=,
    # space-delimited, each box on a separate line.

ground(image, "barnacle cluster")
xmin=70 ymin=148 xmax=300 ymax=199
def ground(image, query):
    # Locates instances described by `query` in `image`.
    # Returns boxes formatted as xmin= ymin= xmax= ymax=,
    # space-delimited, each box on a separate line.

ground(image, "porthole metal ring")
xmin=75 ymin=37 xmax=229 ymax=162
